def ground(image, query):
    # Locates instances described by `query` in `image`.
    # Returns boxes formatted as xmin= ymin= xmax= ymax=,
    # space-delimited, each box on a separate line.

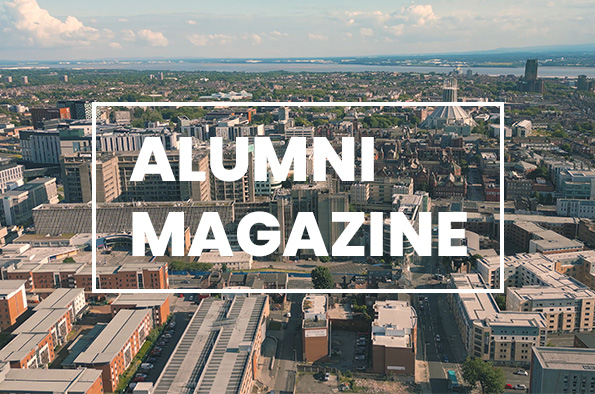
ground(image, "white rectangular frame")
xmin=92 ymin=101 xmax=505 ymax=294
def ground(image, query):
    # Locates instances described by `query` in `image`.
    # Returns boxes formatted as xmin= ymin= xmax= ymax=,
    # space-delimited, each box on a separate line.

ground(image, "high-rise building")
xmin=577 ymin=74 xmax=589 ymax=91
xmin=118 ymin=151 xmax=210 ymax=202
xmin=60 ymin=75 xmax=68 ymax=82
xmin=211 ymin=150 xmax=254 ymax=202
xmin=5 ymin=76 xmax=12 ymax=83
xmin=30 ymin=107 xmax=71 ymax=129
xmin=20 ymin=76 xmax=28 ymax=84
xmin=60 ymin=153 xmax=121 ymax=203
xmin=57 ymin=100 xmax=93 ymax=120
xmin=519 ymin=59 xmax=544 ymax=94
xmin=525 ymin=59 xmax=538 ymax=81
xmin=317 ymin=192 xmax=349 ymax=254
xmin=442 ymin=78 xmax=458 ymax=102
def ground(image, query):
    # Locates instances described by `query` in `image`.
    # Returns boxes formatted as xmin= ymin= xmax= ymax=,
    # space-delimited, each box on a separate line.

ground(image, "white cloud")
xmin=308 ymin=33 xmax=328 ymax=41
xmin=360 ymin=27 xmax=373 ymax=37
xmin=187 ymin=33 xmax=236 ymax=46
xmin=401 ymin=5 xmax=437 ymax=26
xmin=121 ymin=29 xmax=136 ymax=41
xmin=186 ymin=20 xmax=197 ymax=25
xmin=384 ymin=24 xmax=405 ymax=36
xmin=109 ymin=42 xmax=122 ymax=49
xmin=249 ymin=33 xmax=262 ymax=44
xmin=269 ymin=31 xmax=289 ymax=37
xmin=137 ymin=29 xmax=169 ymax=47
xmin=3 ymin=0 xmax=99 ymax=47
xmin=117 ymin=18 xmax=128 ymax=23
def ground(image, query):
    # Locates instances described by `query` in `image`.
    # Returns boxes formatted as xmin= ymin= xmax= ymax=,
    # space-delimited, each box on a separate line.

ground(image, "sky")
xmin=0 ymin=0 xmax=594 ymax=61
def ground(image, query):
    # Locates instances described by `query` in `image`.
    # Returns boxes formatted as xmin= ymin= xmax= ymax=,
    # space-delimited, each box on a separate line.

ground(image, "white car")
xmin=435 ymin=334 xmax=441 ymax=342
xmin=514 ymin=370 xmax=529 ymax=376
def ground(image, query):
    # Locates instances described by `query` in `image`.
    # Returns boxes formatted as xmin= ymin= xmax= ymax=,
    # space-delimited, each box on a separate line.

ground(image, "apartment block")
xmin=0 ymin=177 xmax=59 ymax=226
xmin=13 ymin=308 xmax=73 ymax=348
xmin=0 ymin=159 xmax=24 ymax=195
xmin=0 ymin=362 xmax=103 ymax=394
xmin=510 ymin=222 xmax=583 ymax=255
xmin=110 ymin=293 xmax=170 ymax=326
xmin=500 ymin=253 xmax=595 ymax=333
xmin=371 ymin=300 xmax=417 ymax=375
xmin=0 ymin=332 xmax=55 ymax=369
xmin=448 ymin=274 xmax=547 ymax=365
xmin=34 ymin=288 xmax=86 ymax=319
xmin=0 ymin=280 xmax=27 ymax=331
xmin=73 ymin=309 xmax=153 ymax=392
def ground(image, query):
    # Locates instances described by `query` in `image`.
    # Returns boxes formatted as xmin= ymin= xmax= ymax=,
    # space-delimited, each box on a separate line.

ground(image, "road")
xmin=270 ymin=294 xmax=302 ymax=393
xmin=416 ymin=294 xmax=465 ymax=393
xmin=467 ymin=167 xmax=485 ymax=201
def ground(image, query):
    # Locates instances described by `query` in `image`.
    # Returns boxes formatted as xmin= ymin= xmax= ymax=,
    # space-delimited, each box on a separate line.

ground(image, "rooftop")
xmin=532 ymin=347 xmax=595 ymax=371
xmin=111 ymin=293 xmax=169 ymax=308
xmin=0 ymin=363 xmax=102 ymax=393
xmin=73 ymin=309 xmax=151 ymax=365
xmin=0 ymin=333 xmax=50 ymax=363
xmin=152 ymin=295 xmax=267 ymax=394
xmin=33 ymin=288 xmax=84 ymax=312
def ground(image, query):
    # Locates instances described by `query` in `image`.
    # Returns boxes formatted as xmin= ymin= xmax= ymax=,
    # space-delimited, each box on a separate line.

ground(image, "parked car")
xmin=435 ymin=334 xmax=441 ymax=342
xmin=181 ymin=280 xmax=190 ymax=284
xmin=133 ymin=376 xmax=145 ymax=382
xmin=285 ymin=312 xmax=292 ymax=318
xmin=135 ymin=373 xmax=147 ymax=379
xmin=355 ymin=355 xmax=365 ymax=360
xmin=323 ymin=372 xmax=330 ymax=381
xmin=147 ymin=357 xmax=157 ymax=363
xmin=442 ymin=355 xmax=449 ymax=363
xmin=505 ymin=384 xmax=514 ymax=389
xmin=514 ymin=370 xmax=529 ymax=376
xmin=141 ymin=363 xmax=154 ymax=369
xmin=514 ymin=384 xmax=527 ymax=390
xmin=355 ymin=366 xmax=366 ymax=372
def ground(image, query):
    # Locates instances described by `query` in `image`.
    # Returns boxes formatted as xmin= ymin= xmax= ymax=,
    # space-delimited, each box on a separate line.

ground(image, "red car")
xmin=133 ymin=377 xmax=145 ymax=382
xmin=505 ymin=384 xmax=514 ymax=389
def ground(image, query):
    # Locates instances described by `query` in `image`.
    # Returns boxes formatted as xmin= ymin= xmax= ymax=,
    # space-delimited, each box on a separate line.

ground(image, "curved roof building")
xmin=421 ymin=105 xmax=477 ymax=129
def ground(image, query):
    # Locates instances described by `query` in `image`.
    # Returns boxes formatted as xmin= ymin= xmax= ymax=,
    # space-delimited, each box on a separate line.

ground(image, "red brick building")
xmin=73 ymin=309 xmax=153 ymax=392
xmin=110 ymin=294 xmax=170 ymax=326
xmin=0 ymin=280 xmax=28 ymax=331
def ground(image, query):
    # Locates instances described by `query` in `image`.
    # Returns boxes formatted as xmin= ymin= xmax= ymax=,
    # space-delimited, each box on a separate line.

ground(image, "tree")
xmin=494 ymin=294 xmax=506 ymax=311
xmin=63 ymin=257 xmax=76 ymax=263
xmin=462 ymin=357 xmax=506 ymax=394
xmin=311 ymin=266 xmax=334 ymax=289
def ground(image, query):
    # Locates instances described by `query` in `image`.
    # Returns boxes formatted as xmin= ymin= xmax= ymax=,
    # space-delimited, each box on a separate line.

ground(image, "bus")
xmin=447 ymin=370 xmax=459 ymax=391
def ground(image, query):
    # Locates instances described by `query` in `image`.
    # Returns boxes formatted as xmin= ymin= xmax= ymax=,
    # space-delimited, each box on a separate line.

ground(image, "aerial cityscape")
xmin=2 ymin=1 xmax=595 ymax=394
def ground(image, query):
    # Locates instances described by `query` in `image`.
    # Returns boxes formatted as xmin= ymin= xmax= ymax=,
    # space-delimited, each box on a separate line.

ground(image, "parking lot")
xmin=126 ymin=311 xmax=192 ymax=391
xmin=295 ymin=372 xmax=339 ymax=394
xmin=502 ymin=366 xmax=530 ymax=393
